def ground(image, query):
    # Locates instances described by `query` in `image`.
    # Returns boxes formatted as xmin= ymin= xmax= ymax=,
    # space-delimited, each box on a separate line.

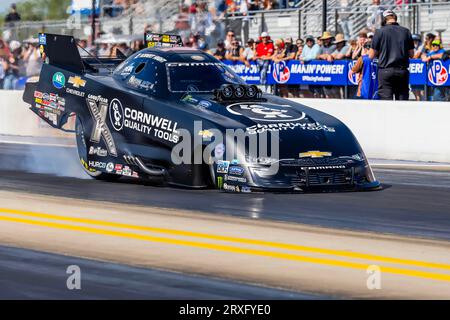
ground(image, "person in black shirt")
xmin=5 ymin=4 xmax=21 ymax=25
xmin=369 ymin=10 xmax=414 ymax=100
xmin=213 ymin=41 xmax=227 ymax=61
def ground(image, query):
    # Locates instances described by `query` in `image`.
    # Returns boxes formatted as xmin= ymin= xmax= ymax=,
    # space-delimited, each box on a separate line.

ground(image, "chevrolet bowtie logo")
xmin=68 ymin=76 xmax=86 ymax=88
xmin=299 ymin=151 xmax=332 ymax=158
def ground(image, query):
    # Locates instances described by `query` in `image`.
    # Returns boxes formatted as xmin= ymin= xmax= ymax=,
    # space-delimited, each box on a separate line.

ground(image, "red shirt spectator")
xmin=255 ymin=32 xmax=274 ymax=58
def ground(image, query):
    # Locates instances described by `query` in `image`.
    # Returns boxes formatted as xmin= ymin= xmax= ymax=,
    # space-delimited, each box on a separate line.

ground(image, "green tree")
xmin=14 ymin=0 xmax=72 ymax=21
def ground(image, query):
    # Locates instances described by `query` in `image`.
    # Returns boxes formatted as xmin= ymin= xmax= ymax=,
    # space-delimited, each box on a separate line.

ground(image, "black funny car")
xmin=22 ymin=33 xmax=380 ymax=192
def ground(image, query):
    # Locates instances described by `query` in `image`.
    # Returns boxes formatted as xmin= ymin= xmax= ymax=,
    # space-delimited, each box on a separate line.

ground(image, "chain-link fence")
xmin=224 ymin=1 xmax=450 ymax=45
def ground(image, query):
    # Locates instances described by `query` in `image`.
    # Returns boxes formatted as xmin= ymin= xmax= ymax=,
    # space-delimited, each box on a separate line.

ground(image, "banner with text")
xmin=225 ymin=59 xmax=450 ymax=87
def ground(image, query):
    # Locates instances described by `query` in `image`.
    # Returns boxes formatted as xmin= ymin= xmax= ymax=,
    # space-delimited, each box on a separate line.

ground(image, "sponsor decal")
xmin=228 ymin=166 xmax=245 ymax=176
xmin=43 ymin=110 xmax=57 ymax=125
xmin=348 ymin=61 xmax=358 ymax=85
xmin=223 ymin=183 xmax=241 ymax=193
xmin=120 ymin=64 xmax=135 ymax=76
xmin=139 ymin=81 xmax=155 ymax=91
xmin=227 ymin=103 xmax=306 ymax=123
xmin=301 ymin=165 xmax=346 ymax=170
xmin=52 ymin=72 xmax=66 ymax=89
xmin=106 ymin=162 xmax=114 ymax=173
xmin=135 ymin=53 xmax=167 ymax=63
xmin=89 ymin=146 xmax=108 ymax=157
xmin=246 ymin=122 xmax=335 ymax=134
xmin=86 ymin=98 xmax=117 ymax=157
xmin=39 ymin=34 xmax=47 ymax=45
xmin=80 ymin=158 xmax=96 ymax=172
xmin=109 ymin=99 xmax=179 ymax=143
xmin=214 ymin=143 xmax=225 ymax=158
xmin=217 ymin=160 xmax=230 ymax=174
xmin=89 ymin=161 xmax=107 ymax=169
xmin=68 ymin=76 xmax=86 ymax=88
xmin=181 ymin=95 xmax=211 ymax=109
xmin=66 ymin=87 xmax=85 ymax=97
xmin=109 ymin=99 xmax=124 ymax=131
xmin=191 ymin=55 xmax=205 ymax=61
xmin=87 ymin=94 xmax=108 ymax=104
xmin=37 ymin=92 xmax=65 ymax=112
xmin=115 ymin=164 xmax=123 ymax=171
xmin=272 ymin=61 xmax=291 ymax=84
xmin=128 ymin=75 xmax=142 ymax=88
xmin=224 ymin=174 xmax=247 ymax=183
xmin=217 ymin=176 xmax=224 ymax=189
xmin=167 ymin=62 xmax=221 ymax=67
xmin=198 ymin=130 xmax=214 ymax=140
xmin=132 ymin=171 xmax=139 ymax=178
xmin=198 ymin=100 xmax=212 ymax=108
xmin=299 ymin=151 xmax=332 ymax=158
xmin=231 ymin=159 xmax=239 ymax=165
xmin=428 ymin=60 xmax=449 ymax=86
xmin=122 ymin=166 xmax=132 ymax=176
xmin=39 ymin=45 xmax=44 ymax=55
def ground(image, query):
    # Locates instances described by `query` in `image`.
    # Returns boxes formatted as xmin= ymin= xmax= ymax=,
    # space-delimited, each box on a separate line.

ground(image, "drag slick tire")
xmin=75 ymin=116 xmax=120 ymax=181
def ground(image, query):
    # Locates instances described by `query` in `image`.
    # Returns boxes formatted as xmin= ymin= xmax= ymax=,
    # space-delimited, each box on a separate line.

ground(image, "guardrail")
xmin=1 ymin=91 xmax=449 ymax=163
xmin=224 ymin=59 xmax=450 ymax=99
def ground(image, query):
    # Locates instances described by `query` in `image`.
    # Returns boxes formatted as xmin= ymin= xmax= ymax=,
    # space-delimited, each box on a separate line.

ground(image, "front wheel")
xmin=75 ymin=116 xmax=120 ymax=181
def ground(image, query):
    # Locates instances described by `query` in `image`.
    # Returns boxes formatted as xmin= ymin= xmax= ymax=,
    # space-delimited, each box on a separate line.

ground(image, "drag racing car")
xmin=22 ymin=33 xmax=380 ymax=192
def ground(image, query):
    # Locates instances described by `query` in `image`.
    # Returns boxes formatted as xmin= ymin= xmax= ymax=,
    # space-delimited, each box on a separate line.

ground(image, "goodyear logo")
xmin=299 ymin=151 xmax=332 ymax=158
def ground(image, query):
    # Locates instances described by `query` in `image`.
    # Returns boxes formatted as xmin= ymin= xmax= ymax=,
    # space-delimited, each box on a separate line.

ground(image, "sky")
xmin=0 ymin=0 xmax=23 ymax=14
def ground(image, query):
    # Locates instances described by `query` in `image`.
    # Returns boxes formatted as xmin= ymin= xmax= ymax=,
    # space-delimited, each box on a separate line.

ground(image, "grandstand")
xmin=2 ymin=1 xmax=449 ymax=46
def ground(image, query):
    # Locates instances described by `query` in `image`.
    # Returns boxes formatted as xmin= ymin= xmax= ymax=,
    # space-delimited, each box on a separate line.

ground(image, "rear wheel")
xmin=75 ymin=116 xmax=120 ymax=181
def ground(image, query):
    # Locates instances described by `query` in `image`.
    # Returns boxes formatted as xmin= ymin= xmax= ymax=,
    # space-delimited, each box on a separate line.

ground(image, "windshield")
xmin=167 ymin=62 xmax=245 ymax=93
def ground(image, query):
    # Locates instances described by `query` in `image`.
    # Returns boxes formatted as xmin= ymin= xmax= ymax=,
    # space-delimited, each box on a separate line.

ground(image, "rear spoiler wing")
xmin=38 ymin=33 xmax=126 ymax=74
xmin=145 ymin=32 xmax=183 ymax=48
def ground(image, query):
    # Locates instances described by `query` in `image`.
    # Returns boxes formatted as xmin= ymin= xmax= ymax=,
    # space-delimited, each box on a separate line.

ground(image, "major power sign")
xmin=227 ymin=59 xmax=450 ymax=87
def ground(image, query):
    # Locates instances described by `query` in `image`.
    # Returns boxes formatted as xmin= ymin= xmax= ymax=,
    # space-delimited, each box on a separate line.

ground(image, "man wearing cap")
xmin=299 ymin=35 xmax=322 ymax=98
xmin=331 ymin=34 xmax=349 ymax=61
xmin=317 ymin=31 xmax=336 ymax=61
xmin=369 ymin=10 xmax=414 ymax=100
xmin=280 ymin=37 xmax=297 ymax=61
xmin=242 ymin=38 xmax=256 ymax=67
xmin=255 ymin=32 xmax=274 ymax=86
xmin=299 ymin=35 xmax=321 ymax=62
xmin=213 ymin=40 xmax=227 ymax=60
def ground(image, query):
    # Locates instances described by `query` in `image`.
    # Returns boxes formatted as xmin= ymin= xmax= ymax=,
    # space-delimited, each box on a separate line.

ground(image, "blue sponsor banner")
xmin=409 ymin=59 xmax=427 ymax=86
xmin=267 ymin=60 xmax=349 ymax=86
xmin=426 ymin=59 xmax=450 ymax=87
xmin=225 ymin=59 xmax=449 ymax=86
xmin=223 ymin=60 xmax=261 ymax=85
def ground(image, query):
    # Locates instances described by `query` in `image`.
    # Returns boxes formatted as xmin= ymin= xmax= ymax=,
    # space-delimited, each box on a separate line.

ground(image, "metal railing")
xmin=1 ymin=1 xmax=449 ymax=47
xmin=224 ymin=1 xmax=450 ymax=45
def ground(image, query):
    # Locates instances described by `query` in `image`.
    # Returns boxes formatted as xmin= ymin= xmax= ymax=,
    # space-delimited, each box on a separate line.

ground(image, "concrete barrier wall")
xmin=291 ymin=98 xmax=450 ymax=163
xmin=1 ymin=91 xmax=449 ymax=162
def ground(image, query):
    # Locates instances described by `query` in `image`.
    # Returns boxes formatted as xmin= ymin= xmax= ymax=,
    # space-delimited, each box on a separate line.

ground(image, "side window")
xmin=115 ymin=58 xmax=164 ymax=95
xmin=123 ymin=59 xmax=161 ymax=96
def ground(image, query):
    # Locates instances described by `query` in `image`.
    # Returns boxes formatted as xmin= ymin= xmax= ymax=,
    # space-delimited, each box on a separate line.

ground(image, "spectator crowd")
xmin=204 ymin=27 xmax=448 ymax=100
xmin=0 ymin=0 xmax=449 ymax=101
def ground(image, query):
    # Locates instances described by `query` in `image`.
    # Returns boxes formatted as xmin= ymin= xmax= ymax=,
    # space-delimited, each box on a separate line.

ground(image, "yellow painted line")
xmin=1 ymin=207 xmax=450 ymax=271
xmin=0 ymin=214 xmax=450 ymax=283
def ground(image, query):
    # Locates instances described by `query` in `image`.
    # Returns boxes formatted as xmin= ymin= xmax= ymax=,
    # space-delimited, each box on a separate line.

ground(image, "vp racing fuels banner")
xmin=224 ymin=59 xmax=450 ymax=87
